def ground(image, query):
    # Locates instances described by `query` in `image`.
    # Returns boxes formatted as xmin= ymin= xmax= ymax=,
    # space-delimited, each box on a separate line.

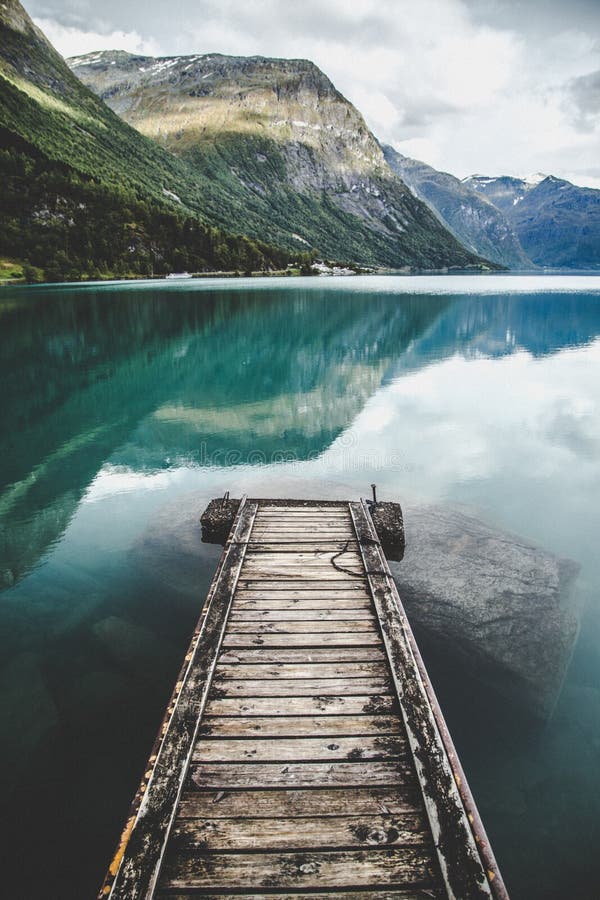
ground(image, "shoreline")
xmin=4 ymin=264 xmax=600 ymax=290
xmin=0 ymin=262 xmax=503 ymax=289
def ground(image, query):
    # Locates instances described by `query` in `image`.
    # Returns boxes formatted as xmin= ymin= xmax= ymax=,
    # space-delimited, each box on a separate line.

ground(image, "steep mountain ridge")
xmin=465 ymin=173 xmax=600 ymax=268
xmin=383 ymin=146 xmax=532 ymax=269
xmin=68 ymin=49 xmax=491 ymax=270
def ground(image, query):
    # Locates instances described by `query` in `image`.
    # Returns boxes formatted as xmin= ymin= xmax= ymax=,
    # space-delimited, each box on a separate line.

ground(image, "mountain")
xmin=463 ymin=173 xmax=549 ymax=212
xmin=0 ymin=0 xmax=312 ymax=280
xmin=465 ymin=174 xmax=600 ymax=268
xmin=383 ymin=146 xmax=532 ymax=269
xmin=68 ymin=50 xmax=492 ymax=270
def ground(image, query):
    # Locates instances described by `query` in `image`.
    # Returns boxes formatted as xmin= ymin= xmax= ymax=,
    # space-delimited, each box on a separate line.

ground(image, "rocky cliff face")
xmin=69 ymin=51 xmax=491 ymax=269
xmin=70 ymin=51 xmax=384 ymax=178
xmin=384 ymin=146 xmax=532 ymax=269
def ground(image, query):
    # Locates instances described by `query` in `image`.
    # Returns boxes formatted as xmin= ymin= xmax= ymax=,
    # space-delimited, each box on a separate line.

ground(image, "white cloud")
xmin=31 ymin=0 xmax=600 ymax=181
xmin=35 ymin=18 xmax=160 ymax=58
xmin=565 ymin=173 xmax=600 ymax=190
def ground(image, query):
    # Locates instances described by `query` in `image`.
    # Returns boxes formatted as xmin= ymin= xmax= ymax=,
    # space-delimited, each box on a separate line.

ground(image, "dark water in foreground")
xmin=1 ymin=274 xmax=599 ymax=899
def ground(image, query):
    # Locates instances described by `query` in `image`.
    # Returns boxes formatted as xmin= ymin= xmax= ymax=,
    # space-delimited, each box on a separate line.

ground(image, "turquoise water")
xmin=1 ymin=274 xmax=599 ymax=898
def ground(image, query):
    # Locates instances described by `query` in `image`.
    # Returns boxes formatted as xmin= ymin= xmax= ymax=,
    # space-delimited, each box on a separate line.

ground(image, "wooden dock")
xmin=100 ymin=499 xmax=508 ymax=899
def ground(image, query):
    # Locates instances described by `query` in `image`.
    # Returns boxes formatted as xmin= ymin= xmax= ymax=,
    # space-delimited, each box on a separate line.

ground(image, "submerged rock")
xmin=92 ymin=615 xmax=162 ymax=666
xmin=393 ymin=504 xmax=581 ymax=720
xmin=0 ymin=652 xmax=58 ymax=793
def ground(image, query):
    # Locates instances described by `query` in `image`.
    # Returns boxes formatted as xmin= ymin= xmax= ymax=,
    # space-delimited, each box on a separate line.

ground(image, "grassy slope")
xmin=0 ymin=4 xmax=217 ymax=215
xmin=0 ymin=3 xmax=308 ymax=278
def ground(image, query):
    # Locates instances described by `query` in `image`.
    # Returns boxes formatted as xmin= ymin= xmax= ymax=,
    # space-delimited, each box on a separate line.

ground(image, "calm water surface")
xmin=1 ymin=274 xmax=599 ymax=899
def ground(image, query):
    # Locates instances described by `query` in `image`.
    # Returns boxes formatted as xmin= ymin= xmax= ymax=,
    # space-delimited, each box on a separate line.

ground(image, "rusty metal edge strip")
xmin=99 ymin=496 xmax=258 ymax=900
xmin=350 ymin=500 xmax=498 ymax=900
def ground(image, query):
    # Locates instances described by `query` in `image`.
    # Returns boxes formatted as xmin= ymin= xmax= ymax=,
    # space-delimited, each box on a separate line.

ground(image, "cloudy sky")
xmin=27 ymin=0 xmax=600 ymax=187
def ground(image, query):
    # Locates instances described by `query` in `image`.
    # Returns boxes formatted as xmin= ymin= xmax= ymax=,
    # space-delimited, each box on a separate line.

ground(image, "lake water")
xmin=1 ymin=274 xmax=599 ymax=899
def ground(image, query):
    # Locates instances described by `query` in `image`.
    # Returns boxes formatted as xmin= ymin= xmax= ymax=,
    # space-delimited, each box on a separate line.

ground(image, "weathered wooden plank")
xmin=232 ymin=597 xmax=373 ymax=610
xmin=210 ymin=677 xmax=392 ymax=697
xmin=192 ymin=735 xmax=406 ymax=763
xmin=236 ymin=577 xmax=371 ymax=603
xmin=170 ymin=813 xmax=428 ymax=852
xmin=218 ymin=647 xmax=387 ymax=664
xmin=225 ymin=621 xmax=377 ymax=634
xmin=158 ymin=848 xmax=438 ymax=891
xmin=249 ymin=530 xmax=354 ymax=536
xmin=248 ymin=540 xmax=359 ymax=549
xmin=157 ymin=891 xmax=443 ymax=900
xmin=255 ymin=516 xmax=355 ymax=538
xmin=199 ymin=714 xmax=403 ymax=737
xmin=243 ymin=554 xmax=363 ymax=566
xmin=214 ymin=662 xmax=388 ymax=679
xmin=222 ymin=632 xmax=383 ymax=648
xmin=257 ymin=504 xmax=349 ymax=511
xmin=249 ymin=531 xmax=354 ymax=537
xmin=253 ymin=518 xmax=352 ymax=525
xmin=240 ymin=565 xmax=364 ymax=577
xmin=255 ymin=512 xmax=350 ymax=516
xmin=252 ymin=516 xmax=351 ymax=522
xmin=254 ymin=510 xmax=351 ymax=517
xmin=235 ymin=583 xmax=368 ymax=592
xmin=238 ymin=574 xmax=366 ymax=584
xmin=245 ymin=546 xmax=361 ymax=556
xmin=250 ymin=523 xmax=354 ymax=531
xmin=253 ymin=512 xmax=350 ymax=518
xmin=256 ymin=508 xmax=350 ymax=514
xmin=188 ymin=760 xmax=413 ymax=790
xmin=229 ymin=607 xmax=374 ymax=619
xmin=254 ymin=507 xmax=350 ymax=512
xmin=242 ymin=557 xmax=360 ymax=567
xmin=253 ymin=514 xmax=351 ymax=520
xmin=253 ymin=519 xmax=351 ymax=525
xmin=235 ymin=577 xmax=371 ymax=601
xmin=177 ymin=787 xmax=422 ymax=819
xmin=256 ymin=507 xmax=350 ymax=513
xmin=250 ymin=528 xmax=354 ymax=535
xmin=242 ymin=567 xmax=360 ymax=575
xmin=102 ymin=499 xmax=259 ymax=900
xmin=204 ymin=695 xmax=398 ymax=717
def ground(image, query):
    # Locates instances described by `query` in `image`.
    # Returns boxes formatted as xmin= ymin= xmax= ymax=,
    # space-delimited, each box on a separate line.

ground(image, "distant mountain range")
xmin=384 ymin=149 xmax=600 ymax=269
xmin=464 ymin=173 xmax=600 ymax=268
xmin=383 ymin=147 xmax=531 ymax=269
